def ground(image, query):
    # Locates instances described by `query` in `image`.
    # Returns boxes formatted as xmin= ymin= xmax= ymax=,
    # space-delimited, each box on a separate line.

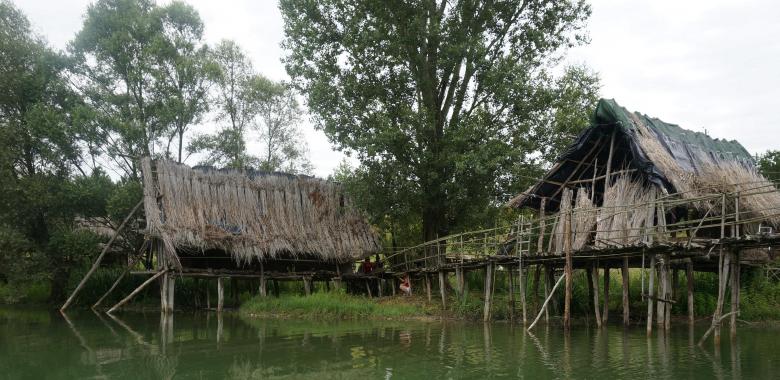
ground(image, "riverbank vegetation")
xmin=2 ymin=0 xmax=780 ymax=323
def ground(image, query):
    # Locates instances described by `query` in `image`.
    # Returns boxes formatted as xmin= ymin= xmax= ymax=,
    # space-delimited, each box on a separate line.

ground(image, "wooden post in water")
xmin=563 ymin=210 xmax=573 ymax=330
xmin=167 ymin=273 xmax=175 ymax=313
xmin=730 ymin=250 xmax=740 ymax=338
xmin=603 ymin=265 xmax=610 ymax=325
xmin=622 ymin=258 xmax=630 ymax=326
xmin=646 ymin=255 xmax=656 ymax=337
xmin=484 ymin=261 xmax=494 ymax=322
xmin=160 ymin=268 xmax=169 ymax=313
xmin=439 ymin=270 xmax=447 ymax=309
xmin=508 ymin=266 xmax=516 ymax=321
xmin=712 ymin=193 xmax=729 ymax=345
xmin=425 ymin=274 xmax=432 ymax=302
xmin=656 ymin=255 xmax=666 ymax=328
xmin=519 ymin=263 xmax=527 ymax=325
xmin=590 ymin=263 xmax=602 ymax=328
xmin=217 ymin=277 xmax=224 ymax=312
xmin=664 ymin=255 xmax=671 ymax=332
xmin=686 ymin=259 xmax=694 ymax=324
xmin=259 ymin=262 xmax=267 ymax=297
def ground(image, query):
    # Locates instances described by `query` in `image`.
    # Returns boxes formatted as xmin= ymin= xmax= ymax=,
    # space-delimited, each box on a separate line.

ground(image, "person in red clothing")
xmin=360 ymin=257 xmax=374 ymax=274
xmin=399 ymin=274 xmax=411 ymax=296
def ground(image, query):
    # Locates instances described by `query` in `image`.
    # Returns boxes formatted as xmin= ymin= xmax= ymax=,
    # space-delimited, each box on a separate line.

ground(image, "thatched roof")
xmin=509 ymin=99 xmax=780 ymax=222
xmin=141 ymin=158 xmax=381 ymax=265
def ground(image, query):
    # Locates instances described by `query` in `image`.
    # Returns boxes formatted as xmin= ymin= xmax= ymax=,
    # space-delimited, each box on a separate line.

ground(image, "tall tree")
xmin=252 ymin=77 xmax=312 ymax=174
xmin=281 ymin=0 xmax=593 ymax=242
xmin=189 ymin=40 xmax=257 ymax=169
xmin=153 ymin=1 xmax=211 ymax=163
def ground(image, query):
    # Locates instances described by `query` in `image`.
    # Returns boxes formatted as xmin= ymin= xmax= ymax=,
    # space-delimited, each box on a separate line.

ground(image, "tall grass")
xmin=240 ymin=291 xmax=428 ymax=320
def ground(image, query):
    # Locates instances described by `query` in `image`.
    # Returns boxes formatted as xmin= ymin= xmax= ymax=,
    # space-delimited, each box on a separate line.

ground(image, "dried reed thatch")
xmin=594 ymin=175 xmax=657 ymax=248
xmin=141 ymin=158 xmax=381 ymax=266
xmin=629 ymin=112 xmax=780 ymax=226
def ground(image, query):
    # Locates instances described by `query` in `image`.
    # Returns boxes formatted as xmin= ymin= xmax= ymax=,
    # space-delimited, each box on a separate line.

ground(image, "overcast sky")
xmin=15 ymin=0 xmax=780 ymax=177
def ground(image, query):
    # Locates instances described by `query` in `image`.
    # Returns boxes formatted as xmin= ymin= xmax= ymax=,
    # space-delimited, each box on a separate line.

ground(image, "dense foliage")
xmin=281 ymin=0 xmax=600 ymax=245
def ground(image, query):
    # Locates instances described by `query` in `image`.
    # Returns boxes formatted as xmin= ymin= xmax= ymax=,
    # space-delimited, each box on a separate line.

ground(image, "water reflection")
xmin=0 ymin=308 xmax=778 ymax=379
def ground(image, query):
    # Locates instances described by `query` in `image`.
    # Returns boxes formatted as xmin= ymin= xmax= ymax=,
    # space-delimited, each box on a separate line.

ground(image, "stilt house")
xmin=141 ymin=158 xmax=382 ymax=274
xmin=507 ymin=99 xmax=780 ymax=256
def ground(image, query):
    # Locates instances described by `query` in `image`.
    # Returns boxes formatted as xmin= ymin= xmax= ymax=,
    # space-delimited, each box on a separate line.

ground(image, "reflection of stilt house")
xmin=508 ymin=99 xmax=780 ymax=256
xmin=62 ymin=158 xmax=381 ymax=312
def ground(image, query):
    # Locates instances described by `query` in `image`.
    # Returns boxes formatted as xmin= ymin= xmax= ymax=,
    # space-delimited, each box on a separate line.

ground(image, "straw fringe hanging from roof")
xmin=595 ymin=175 xmax=657 ymax=249
xmin=141 ymin=158 xmax=382 ymax=264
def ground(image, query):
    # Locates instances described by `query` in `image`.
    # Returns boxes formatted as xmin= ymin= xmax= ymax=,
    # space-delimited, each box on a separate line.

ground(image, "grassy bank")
xmin=240 ymin=291 xmax=436 ymax=320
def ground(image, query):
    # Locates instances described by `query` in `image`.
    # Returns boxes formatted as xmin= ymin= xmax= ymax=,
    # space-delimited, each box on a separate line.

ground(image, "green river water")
xmin=0 ymin=307 xmax=777 ymax=379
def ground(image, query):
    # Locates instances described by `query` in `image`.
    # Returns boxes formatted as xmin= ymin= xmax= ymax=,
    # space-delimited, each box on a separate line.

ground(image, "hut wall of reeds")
xmin=141 ymin=158 xmax=382 ymax=269
xmin=508 ymin=98 xmax=780 ymax=252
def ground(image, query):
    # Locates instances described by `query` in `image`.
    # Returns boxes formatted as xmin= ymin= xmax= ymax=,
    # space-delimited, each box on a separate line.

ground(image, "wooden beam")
xmin=61 ymin=200 xmax=143 ymax=312
xmin=591 ymin=263 xmax=601 ymax=328
xmin=548 ymin=135 xmax=606 ymax=202
xmin=622 ymin=258 xmax=630 ymax=326
xmin=527 ymin=273 xmax=566 ymax=331
xmin=217 ymin=277 xmax=224 ymax=312
xmin=687 ymin=259 xmax=694 ymax=324
xmin=483 ymin=261 xmax=494 ymax=322
xmin=603 ymin=265 xmax=610 ymax=325
xmin=564 ymin=210 xmax=573 ymax=330
xmin=107 ymin=270 xmax=166 ymax=314
xmin=646 ymin=255 xmax=656 ymax=337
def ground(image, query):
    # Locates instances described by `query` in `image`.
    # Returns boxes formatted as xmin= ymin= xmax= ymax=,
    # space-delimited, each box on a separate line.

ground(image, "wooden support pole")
xmin=456 ymin=266 xmax=465 ymax=297
xmin=425 ymin=274 xmax=432 ymax=302
xmin=537 ymin=198 xmax=546 ymax=254
xmin=484 ymin=261 xmax=494 ymax=322
xmin=508 ymin=266 xmax=516 ymax=321
xmin=603 ymin=265 xmax=610 ymax=325
xmin=304 ymin=277 xmax=312 ymax=296
xmin=657 ymin=256 xmax=666 ymax=327
xmin=527 ymin=273 xmax=566 ymax=331
xmin=646 ymin=255 xmax=656 ymax=337
xmin=730 ymin=251 xmax=740 ymax=337
xmin=259 ymin=262 xmax=267 ymax=297
xmin=713 ymin=250 xmax=731 ymax=345
xmin=160 ymin=268 xmax=169 ymax=313
xmin=622 ymin=258 xmax=630 ymax=326
xmin=687 ymin=259 xmax=694 ymax=324
xmin=604 ymin=129 xmax=617 ymax=187
xmin=438 ymin=270 xmax=447 ymax=309
xmin=107 ymin=270 xmax=167 ymax=314
xmin=591 ymin=263 xmax=601 ymax=328
xmin=545 ymin=265 xmax=554 ymax=322
xmin=519 ymin=263 xmax=527 ymax=325
xmin=217 ymin=277 xmax=224 ymax=312
xmin=167 ymin=273 xmax=175 ymax=313
xmin=61 ymin=200 xmax=143 ymax=312
xmin=664 ymin=255 xmax=671 ymax=331
xmin=563 ymin=210 xmax=573 ymax=330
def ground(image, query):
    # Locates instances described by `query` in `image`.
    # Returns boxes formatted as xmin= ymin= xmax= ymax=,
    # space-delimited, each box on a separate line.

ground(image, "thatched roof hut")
xmin=507 ymin=99 xmax=779 ymax=251
xmin=140 ymin=158 xmax=381 ymax=268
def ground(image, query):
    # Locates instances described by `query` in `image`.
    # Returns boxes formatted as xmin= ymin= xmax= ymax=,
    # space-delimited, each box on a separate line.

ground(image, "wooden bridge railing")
xmin=383 ymin=180 xmax=780 ymax=273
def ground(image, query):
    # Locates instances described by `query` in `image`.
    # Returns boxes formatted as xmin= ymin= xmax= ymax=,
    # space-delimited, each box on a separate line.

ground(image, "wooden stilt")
xmin=160 ymin=269 xmax=169 ymax=313
xmin=378 ymin=279 xmax=384 ymax=298
xmin=456 ymin=266 xmax=465 ymax=297
xmin=657 ymin=256 xmax=666 ymax=327
xmin=107 ymin=270 xmax=167 ymax=314
xmin=687 ymin=259 xmax=694 ymax=324
xmin=591 ymin=263 xmax=602 ymax=328
xmin=519 ymin=264 xmax=527 ymax=325
xmin=484 ymin=261 xmax=494 ymax=322
xmin=713 ymin=250 xmax=731 ymax=345
xmin=563 ymin=210 xmax=573 ymax=330
xmin=167 ymin=274 xmax=175 ymax=313
xmin=603 ymin=265 xmax=610 ymax=325
xmin=61 ymin=200 xmax=143 ymax=312
xmin=622 ymin=258 xmax=630 ymax=326
xmin=365 ymin=280 xmax=372 ymax=298
xmin=646 ymin=255 xmax=656 ymax=337
xmin=217 ymin=277 xmax=224 ymax=312
xmin=508 ymin=267 xmax=516 ymax=321
xmin=527 ymin=273 xmax=566 ymax=331
xmin=259 ymin=262 xmax=267 ymax=297
xmin=664 ymin=255 xmax=671 ymax=331
xmin=438 ymin=270 xmax=447 ymax=309
xmin=304 ymin=277 xmax=312 ymax=296
xmin=425 ymin=274 xmax=432 ymax=302
xmin=544 ymin=265 xmax=553 ymax=323
xmin=206 ymin=282 xmax=211 ymax=310
xmin=730 ymin=251 xmax=740 ymax=337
